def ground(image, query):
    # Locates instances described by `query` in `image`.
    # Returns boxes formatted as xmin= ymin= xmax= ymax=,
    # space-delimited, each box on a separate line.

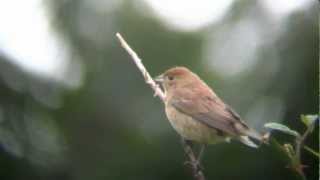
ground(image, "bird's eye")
xmin=168 ymin=76 xmax=174 ymax=81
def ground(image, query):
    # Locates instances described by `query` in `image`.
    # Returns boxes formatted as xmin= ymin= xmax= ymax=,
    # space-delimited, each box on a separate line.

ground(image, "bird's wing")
xmin=170 ymin=89 xmax=248 ymax=136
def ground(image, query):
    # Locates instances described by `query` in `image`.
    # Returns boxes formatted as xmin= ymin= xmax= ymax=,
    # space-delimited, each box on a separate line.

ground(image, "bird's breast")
xmin=165 ymin=102 xmax=225 ymax=144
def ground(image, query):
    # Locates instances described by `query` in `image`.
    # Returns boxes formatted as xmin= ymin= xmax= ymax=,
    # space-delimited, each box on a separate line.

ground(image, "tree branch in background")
xmin=295 ymin=116 xmax=317 ymax=162
xmin=265 ymin=115 xmax=319 ymax=180
xmin=116 ymin=32 xmax=206 ymax=180
xmin=293 ymin=116 xmax=318 ymax=180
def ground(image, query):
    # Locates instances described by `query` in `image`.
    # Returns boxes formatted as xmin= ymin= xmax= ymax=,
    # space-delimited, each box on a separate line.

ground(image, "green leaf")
xmin=300 ymin=114 xmax=318 ymax=129
xmin=264 ymin=122 xmax=301 ymax=137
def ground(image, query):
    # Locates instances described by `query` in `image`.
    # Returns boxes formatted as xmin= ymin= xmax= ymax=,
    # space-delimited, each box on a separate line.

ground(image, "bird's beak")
xmin=154 ymin=74 xmax=164 ymax=84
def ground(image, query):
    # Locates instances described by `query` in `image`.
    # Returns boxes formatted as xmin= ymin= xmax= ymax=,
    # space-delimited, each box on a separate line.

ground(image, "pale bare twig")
xmin=116 ymin=33 xmax=165 ymax=101
xmin=116 ymin=32 xmax=206 ymax=180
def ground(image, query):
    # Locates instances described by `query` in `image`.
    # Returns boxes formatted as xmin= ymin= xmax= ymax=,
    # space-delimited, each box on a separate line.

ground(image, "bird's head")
xmin=155 ymin=67 xmax=199 ymax=92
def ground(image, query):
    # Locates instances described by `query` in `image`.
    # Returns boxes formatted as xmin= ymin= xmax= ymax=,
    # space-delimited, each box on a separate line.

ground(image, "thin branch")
xmin=182 ymin=139 xmax=206 ymax=180
xmin=294 ymin=120 xmax=316 ymax=179
xmin=116 ymin=33 xmax=165 ymax=101
xmin=303 ymin=145 xmax=320 ymax=158
xmin=295 ymin=123 xmax=314 ymax=162
xmin=116 ymin=32 xmax=206 ymax=180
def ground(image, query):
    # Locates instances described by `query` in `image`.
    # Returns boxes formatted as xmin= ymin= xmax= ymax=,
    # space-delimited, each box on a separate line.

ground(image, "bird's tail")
xmin=239 ymin=136 xmax=258 ymax=148
xmin=239 ymin=129 xmax=263 ymax=148
xmin=246 ymin=129 xmax=263 ymax=142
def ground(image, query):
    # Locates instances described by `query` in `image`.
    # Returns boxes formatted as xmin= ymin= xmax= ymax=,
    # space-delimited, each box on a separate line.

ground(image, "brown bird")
xmin=155 ymin=67 xmax=262 ymax=151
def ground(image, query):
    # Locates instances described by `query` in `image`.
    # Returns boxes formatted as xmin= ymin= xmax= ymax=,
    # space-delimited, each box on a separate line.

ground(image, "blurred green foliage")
xmin=265 ymin=115 xmax=319 ymax=180
xmin=0 ymin=0 xmax=318 ymax=180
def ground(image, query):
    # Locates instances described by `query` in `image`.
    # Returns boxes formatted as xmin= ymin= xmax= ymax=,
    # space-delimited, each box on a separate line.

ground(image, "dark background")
xmin=0 ymin=0 xmax=318 ymax=180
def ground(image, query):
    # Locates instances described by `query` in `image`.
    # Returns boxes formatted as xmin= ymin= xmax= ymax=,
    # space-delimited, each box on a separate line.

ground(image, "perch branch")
xmin=116 ymin=32 xmax=206 ymax=180
xmin=182 ymin=139 xmax=206 ymax=180
xmin=116 ymin=33 xmax=165 ymax=101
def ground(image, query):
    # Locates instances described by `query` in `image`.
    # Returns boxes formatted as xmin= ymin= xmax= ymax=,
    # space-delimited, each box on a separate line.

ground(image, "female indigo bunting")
xmin=155 ymin=67 xmax=262 ymax=148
